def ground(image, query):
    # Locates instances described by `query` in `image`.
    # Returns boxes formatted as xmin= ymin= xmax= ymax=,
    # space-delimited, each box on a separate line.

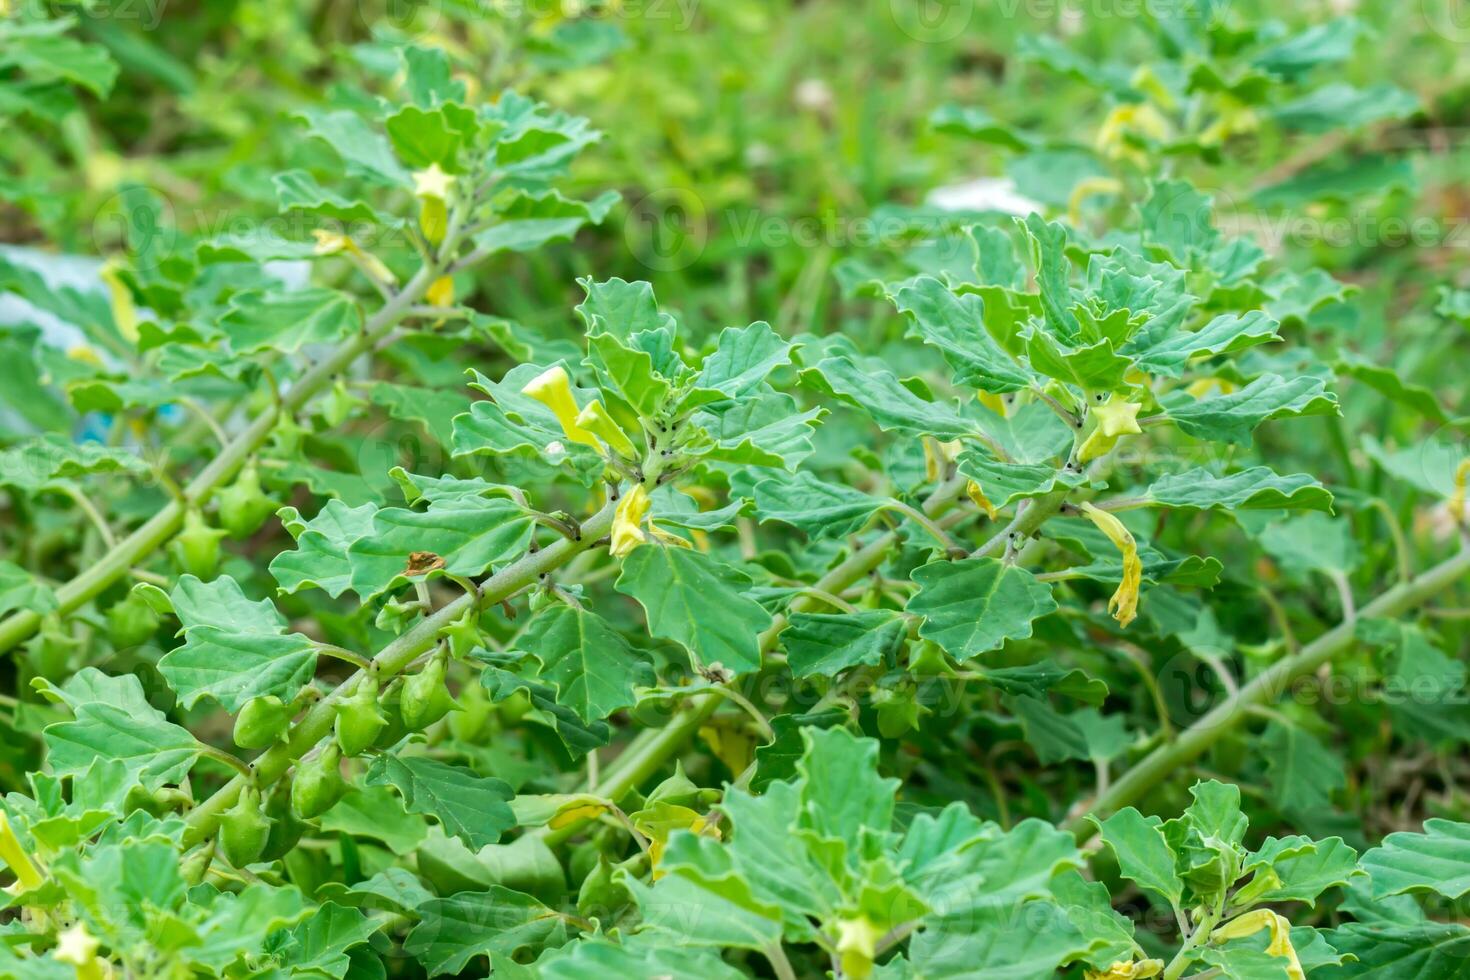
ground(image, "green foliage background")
xmin=0 ymin=0 xmax=1468 ymax=977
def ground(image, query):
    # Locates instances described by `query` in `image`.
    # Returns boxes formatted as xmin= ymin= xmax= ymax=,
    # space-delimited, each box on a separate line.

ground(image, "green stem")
xmin=764 ymin=943 xmax=798 ymax=980
xmin=181 ymin=498 xmax=620 ymax=846
xmin=883 ymin=500 xmax=964 ymax=555
xmin=1162 ymin=909 xmax=1219 ymax=980
xmin=1365 ymin=497 xmax=1413 ymax=583
xmin=1067 ymin=546 xmax=1470 ymax=840
xmin=0 ymin=263 xmax=442 ymax=656
xmin=59 ymin=484 xmax=116 ymax=548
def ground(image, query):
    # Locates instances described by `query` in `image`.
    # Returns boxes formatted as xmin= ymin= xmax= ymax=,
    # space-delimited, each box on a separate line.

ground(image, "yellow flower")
xmin=977 ymin=390 xmax=1008 ymax=418
xmin=1079 ymin=396 xmax=1142 ymax=463
xmin=99 ymin=260 xmax=138 ymax=344
xmin=1211 ymin=910 xmax=1304 ymax=980
xmin=633 ymin=805 xmax=721 ymax=878
xmin=1130 ymin=65 xmax=1177 ymax=110
xmin=835 ymin=915 xmax=882 ymax=980
xmin=1451 ymin=458 xmax=1470 ymax=526
xmin=548 ymin=798 xmax=609 ymax=830
xmin=413 ymin=164 xmax=454 ymax=245
xmin=0 ymin=811 xmax=43 ymax=893
xmin=54 ymin=923 xmax=108 ymax=980
xmin=922 ymin=437 xmax=961 ymax=482
xmin=1185 ymin=377 xmax=1235 ymax=399
xmin=1080 ymin=502 xmax=1141 ymax=627
xmin=1096 ymin=102 xmax=1172 ymax=165
xmin=412 ymin=163 xmax=455 ymax=201
xmin=575 ymin=399 xmax=639 ymax=458
xmin=611 ymin=483 xmax=651 ymax=558
xmin=66 ymin=345 xmax=104 ymax=368
xmin=425 ymin=275 xmax=454 ymax=308
xmin=520 ymin=366 xmax=600 ymax=449
xmin=1093 ymin=396 xmax=1143 ymax=438
xmin=1199 ymin=94 xmax=1260 ymax=147
xmin=1086 ymin=958 xmax=1164 ymax=980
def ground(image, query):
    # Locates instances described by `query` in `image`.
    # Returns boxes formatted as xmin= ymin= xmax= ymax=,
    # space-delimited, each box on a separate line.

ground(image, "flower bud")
xmin=575 ymin=399 xmax=639 ymax=458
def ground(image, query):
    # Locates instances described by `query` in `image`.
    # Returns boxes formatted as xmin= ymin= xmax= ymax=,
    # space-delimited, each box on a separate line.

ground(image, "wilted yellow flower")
xmin=520 ymin=366 xmax=600 ymax=449
xmin=1086 ymin=958 xmax=1164 ymax=980
xmin=548 ymin=799 xmax=608 ymax=830
xmin=1212 ymin=910 xmax=1304 ymax=980
xmin=1080 ymin=502 xmax=1141 ymax=627
xmin=1068 ymin=175 xmax=1123 ymax=226
xmin=648 ymin=524 xmax=694 ymax=549
xmin=1451 ymin=458 xmax=1470 ymax=525
xmin=1130 ymin=65 xmax=1177 ymax=110
xmin=575 ymin=399 xmax=639 ymax=458
xmin=66 ymin=345 xmax=104 ymax=368
xmin=99 ymin=260 xmax=138 ymax=344
xmin=1096 ymin=102 xmax=1172 ymax=165
xmin=1199 ymin=94 xmax=1260 ymax=146
xmin=1079 ymin=396 xmax=1142 ymax=462
xmin=966 ymin=480 xmax=998 ymax=521
xmin=634 ymin=805 xmax=720 ymax=878
xmin=312 ymin=230 xmax=398 ymax=285
xmin=611 ymin=483 xmax=651 ymax=557
xmin=922 ymin=437 xmax=962 ymax=482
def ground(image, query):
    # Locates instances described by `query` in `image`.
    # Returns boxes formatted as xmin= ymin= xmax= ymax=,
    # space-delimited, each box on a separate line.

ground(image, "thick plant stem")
xmin=0 ymin=263 xmax=440 ymax=656
xmin=544 ymin=475 xmax=985 ymax=842
xmin=182 ymin=500 xmax=619 ymax=846
xmin=1066 ymin=546 xmax=1470 ymax=841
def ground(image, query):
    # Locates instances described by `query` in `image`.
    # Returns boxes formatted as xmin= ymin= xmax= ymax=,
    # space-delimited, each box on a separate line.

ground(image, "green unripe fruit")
xmin=371 ymin=701 xmax=410 ymax=751
xmin=290 ymin=740 xmax=346 ymax=820
xmin=180 ymin=844 xmax=214 ymax=886
xmin=439 ymin=607 xmax=484 ymax=660
xmin=172 ymin=508 xmax=226 ymax=579
xmin=446 ymin=680 xmax=492 ymax=742
xmin=874 ymin=686 xmax=925 ymax=739
xmin=907 ymin=640 xmax=951 ymax=677
xmin=259 ymin=782 xmax=306 ymax=861
xmin=106 ymin=591 xmax=161 ymax=649
xmin=400 ymin=652 xmax=460 ymax=732
xmin=334 ymin=675 xmax=387 ymax=757
xmin=577 ymin=855 xmax=631 ymax=920
xmin=218 ymin=785 xmax=271 ymax=867
xmin=24 ymin=616 xmax=77 ymax=680
xmin=233 ymin=695 xmax=293 ymax=750
xmin=216 ymin=462 xmax=277 ymax=539
xmin=319 ymin=379 xmax=359 ymax=429
xmin=495 ymin=688 xmax=533 ymax=725
xmin=270 ymin=414 xmax=306 ymax=456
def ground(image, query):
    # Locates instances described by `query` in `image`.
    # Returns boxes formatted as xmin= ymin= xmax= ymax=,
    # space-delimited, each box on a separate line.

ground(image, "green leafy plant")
xmin=0 ymin=2 xmax=1468 ymax=978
